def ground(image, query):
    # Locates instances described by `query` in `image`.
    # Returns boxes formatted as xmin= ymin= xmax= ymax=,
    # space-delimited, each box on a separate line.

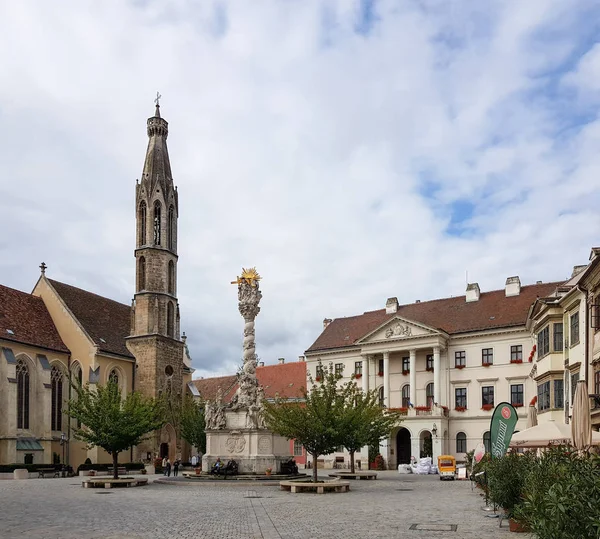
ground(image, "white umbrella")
xmin=571 ymin=380 xmax=592 ymax=450
xmin=526 ymin=404 xmax=538 ymax=429
xmin=509 ymin=419 xmax=600 ymax=448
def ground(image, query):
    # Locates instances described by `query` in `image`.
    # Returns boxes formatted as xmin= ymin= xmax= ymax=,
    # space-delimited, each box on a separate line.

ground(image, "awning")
xmin=16 ymin=438 xmax=44 ymax=451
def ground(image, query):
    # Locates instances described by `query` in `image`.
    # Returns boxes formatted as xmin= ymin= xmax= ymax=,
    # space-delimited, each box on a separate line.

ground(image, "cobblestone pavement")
xmin=0 ymin=471 xmax=519 ymax=538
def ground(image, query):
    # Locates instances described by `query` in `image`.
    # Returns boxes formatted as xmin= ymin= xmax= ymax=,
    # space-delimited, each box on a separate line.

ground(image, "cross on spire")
xmin=39 ymin=262 xmax=47 ymax=274
xmin=154 ymin=92 xmax=162 ymax=117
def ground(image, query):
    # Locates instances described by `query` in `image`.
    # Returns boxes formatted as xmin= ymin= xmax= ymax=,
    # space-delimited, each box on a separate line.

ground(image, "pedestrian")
xmin=191 ymin=454 xmax=197 ymax=467
xmin=173 ymin=459 xmax=179 ymax=477
xmin=162 ymin=456 xmax=167 ymax=476
xmin=166 ymin=458 xmax=172 ymax=477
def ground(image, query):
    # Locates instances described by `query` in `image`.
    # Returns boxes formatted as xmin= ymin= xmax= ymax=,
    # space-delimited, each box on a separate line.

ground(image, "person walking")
xmin=162 ymin=457 xmax=167 ymax=476
xmin=166 ymin=458 xmax=172 ymax=477
xmin=173 ymin=459 xmax=179 ymax=477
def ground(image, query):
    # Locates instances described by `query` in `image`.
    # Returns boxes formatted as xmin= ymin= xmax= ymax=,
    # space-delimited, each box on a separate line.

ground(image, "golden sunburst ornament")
xmin=231 ymin=267 xmax=261 ymax=286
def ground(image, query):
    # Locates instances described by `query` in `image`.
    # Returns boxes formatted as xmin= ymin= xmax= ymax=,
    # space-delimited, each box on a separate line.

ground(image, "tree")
xmin=263 ymin=362 xmax=346 ymax=483
xmin=338 ymin=383 xmax=402 ymax=473
xmin=68 ymin=381 xmax=165 ymax=479
xmin=179 ymin=394 xmax=206 ymax=457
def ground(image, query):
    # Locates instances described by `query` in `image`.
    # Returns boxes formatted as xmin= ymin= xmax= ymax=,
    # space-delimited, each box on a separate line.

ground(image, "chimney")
xmin=415 ymin=300 xmax=421 ymax=303
xmin=571 ymin=265 xmax=587 ymax=278
xmin=386 ymin=297 xmax=399 ymax=314
xmin=258 ymin=361 xmax=264 ymax=367
xmin=536 ymin=280 xmax=542 ymax=285
xmin=278 ymin=357 xmax=285 ymax=364
xmin=466 ymin=283 xmax=480 ymax=302
xmin=505 ymin=276 xmax=521 ymax=297
xmin=323 ymin=318 xmax=332 ymax=329
xmin=298 ymin=355 xmax=305 ymax=362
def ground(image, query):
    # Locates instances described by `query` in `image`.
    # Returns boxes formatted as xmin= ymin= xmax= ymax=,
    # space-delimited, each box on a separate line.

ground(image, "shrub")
xmin=486 ymin=452 xmax=534 ymax=517
xmin=76 ymin=462 xmax=145 ymax=473
xmin=373 ymin=454 xmax=386 ymax=470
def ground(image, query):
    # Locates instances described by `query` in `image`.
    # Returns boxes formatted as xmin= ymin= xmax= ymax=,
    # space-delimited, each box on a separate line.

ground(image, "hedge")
xmin=0 ymin=464 xmax=72 ymax=473
xmin=76 ymin=462 xmax=145 ymax=472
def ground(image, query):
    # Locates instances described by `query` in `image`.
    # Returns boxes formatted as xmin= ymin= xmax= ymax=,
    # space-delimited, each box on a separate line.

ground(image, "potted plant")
xmin=265 ymin=467 xmax=272 ymax=477
xmin=454 ymin=406 xmax=467 ymax=412
xmin=377 ymin=371 xmax=384 ymax=377
xmin=195 ymin=466 xmax=201 ymax=476
xmin=402 ymin=370 xmax=409 ymax=375
xmin=354 ymin=373 xmax=362 ymax=379
xmin=140 ymin=467 xmax=147 ymax=475
xmin=455 ymin=365 xmax=465 ymax=369
xmin=481 ymin=404 xmax=494 ymax=411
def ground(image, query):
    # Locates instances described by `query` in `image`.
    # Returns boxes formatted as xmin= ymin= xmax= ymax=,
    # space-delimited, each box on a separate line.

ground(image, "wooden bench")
xmin=328 ymin=471 xmax=377 ymax=480
xmin=107 ymin=467 xmax=127 ymax=476
xmin=280 ymin=479 xmax=350 ymax=494
xmin=38 ymin=468 xmax=60 ymax=478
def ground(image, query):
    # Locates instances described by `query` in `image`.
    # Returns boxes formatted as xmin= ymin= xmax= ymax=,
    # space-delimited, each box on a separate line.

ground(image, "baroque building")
xmin=0 ymin=104 xmax=193 ymax=469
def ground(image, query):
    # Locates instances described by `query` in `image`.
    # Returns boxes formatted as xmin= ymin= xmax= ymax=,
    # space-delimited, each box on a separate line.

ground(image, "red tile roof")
xmin=0 ymin=284 xmax=69 ymax=353
xmin=306 ymin=282 xmax=561 ymax=353
xmin=192 ymin=361 xmax=307 ymax=401
xmin=48 ymin=279 xmax=133 ymax=359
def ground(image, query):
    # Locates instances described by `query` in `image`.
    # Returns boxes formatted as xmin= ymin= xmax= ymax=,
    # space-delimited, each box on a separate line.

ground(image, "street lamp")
xmin=432 ymin=423 xmax=438 ymax=438
xmin=60 ymin=432 xmax=66 ymax=468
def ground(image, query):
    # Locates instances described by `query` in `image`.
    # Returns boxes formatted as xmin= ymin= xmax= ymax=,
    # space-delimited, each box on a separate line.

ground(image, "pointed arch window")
xmin=153 ymin=202 xmax=161 ymax=245
xmin=138 ymin=256 xmax=146 ymax=291
xmin=168 ymin=205 xmax=175 ymax=251
xmin=51 ymin=365 xmax=64 ymax=431
xmin=109 ymin=368 xmax=119 ymax=387
xmin=167 ymin=302 xmax=174 ymax=338
xmin=139 ymin=201 xmax=147 ymax=245
xmin=426 ymin=383 xmax=434 ymax=408
xmin=401 ymin=384 xmax=410 ymax=408
xmin=16 ymin=358 xmax=30 ymax=429
xmin=71 ymin=362 xmax=83 ymax=427
xmin=168 ymin=260 xmax=174 ymax=295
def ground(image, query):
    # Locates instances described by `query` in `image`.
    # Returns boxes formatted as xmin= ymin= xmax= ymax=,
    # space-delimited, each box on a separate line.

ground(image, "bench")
xmin=328 ymin=471 xmax=377 ymax=480
xmin=280 ymin=458 xmax=299 ymax=475
xmin=210 ymin=459 xmax=238 ymax=478
xmin=280 ymin=479 xmax=350 ymax=494
xmin=83 ymin=477 xmax=148 ymax=489
xmin=107 ymin=467 xmax=127 ymax=476
xmin=38 ymin=468 xmax=60 ymax=478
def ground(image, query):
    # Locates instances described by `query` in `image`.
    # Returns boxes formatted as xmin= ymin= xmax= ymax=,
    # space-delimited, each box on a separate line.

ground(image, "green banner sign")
xmin=490 ymin=402 xmax=518 ymax=459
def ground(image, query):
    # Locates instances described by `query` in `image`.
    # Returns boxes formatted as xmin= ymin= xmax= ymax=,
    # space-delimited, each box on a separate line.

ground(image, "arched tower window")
xmin=426 ymin=383 xmax=434 ymax=408
xmin=139 ymin=201 xmax=147 ymax=245
xmin=167 ymin=302 xmax=174 ymax=338
xmin=168 ymin=205 xmax=175 ymax=251
xmin=138 ymin=257 xmax=146 ymax=291
xmin=16 ymin=358 xmax=30 ymax=429
xmin=401 ymin=384 xmax=410 ymax=408
xmin=168 ymin=260 xmax=174 ymax=295
xmin=153 ymin=202 xmax=161 ymax=245
xmin=109 ymin=368 xmax=119 ymax=387
xmin=51 ymin=365 xmax=64 ymax=431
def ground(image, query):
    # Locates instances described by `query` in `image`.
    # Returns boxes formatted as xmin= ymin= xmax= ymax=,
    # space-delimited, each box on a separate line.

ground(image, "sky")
xmin=2 ymin=0 xmax=600 ymax=378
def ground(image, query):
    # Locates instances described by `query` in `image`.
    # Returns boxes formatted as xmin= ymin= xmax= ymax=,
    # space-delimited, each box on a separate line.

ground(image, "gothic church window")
xmin=51 ymin=365 xmax=64 ymax=431
xmin=138 ymin=257 xmax=146 ymax=291
xmin=153 ymin=202 xmax=161 ymax=245
xmin=109 ymin=368 xmax=119 ymax=387
xmin=168 ymin=260 xmax=174 ymax=294
xmin=168 ymin=205 xmax=175 ymax=250
xmin=139 ymin=201 xmax=147 ymax=245
xmin=167 ymin=302 xmax=174 ymax=338
xmin=16 ymin=358 xmax=30 ymax=429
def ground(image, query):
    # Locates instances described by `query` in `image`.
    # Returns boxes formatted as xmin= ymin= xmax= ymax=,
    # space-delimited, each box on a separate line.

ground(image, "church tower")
xmin=126 ymin=102 xmax=184 ymax=416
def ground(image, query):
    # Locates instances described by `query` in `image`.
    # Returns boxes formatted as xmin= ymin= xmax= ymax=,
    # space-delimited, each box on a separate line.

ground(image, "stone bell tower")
xmin=126 ymin=100 xmax=184 ymax=458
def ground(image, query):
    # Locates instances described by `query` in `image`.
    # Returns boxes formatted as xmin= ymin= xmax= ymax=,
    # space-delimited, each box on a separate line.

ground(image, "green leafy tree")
xmin=263 ymin=362 xmax=345 ymax=483
xmin=179 ymin=394 xmax=206 ymax=458
xmin=68 ymin=381 xmax=165 ymax=479
xmin=338 ymin=382 xmax=402 ymax=473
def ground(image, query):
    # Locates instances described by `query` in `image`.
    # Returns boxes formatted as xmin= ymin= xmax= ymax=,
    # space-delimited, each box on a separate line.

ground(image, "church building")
xmin=0 ymin=103 xmax=194 ymax=469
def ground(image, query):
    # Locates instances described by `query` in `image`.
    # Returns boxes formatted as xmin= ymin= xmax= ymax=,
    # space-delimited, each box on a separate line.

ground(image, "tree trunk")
xmin=112 ymin=452 xmax=119 ymax=479
xmin=311 ymin=452 xmax=318 ymax=483
xmin=350 ymin=450 xmax=355 ymax=474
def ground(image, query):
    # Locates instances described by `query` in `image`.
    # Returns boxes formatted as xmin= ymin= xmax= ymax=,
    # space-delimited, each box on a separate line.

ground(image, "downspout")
xmin=67 ymin=354 xmax=71 ymax=467
xmin=130 ymin=361 xmax=136 ymax=462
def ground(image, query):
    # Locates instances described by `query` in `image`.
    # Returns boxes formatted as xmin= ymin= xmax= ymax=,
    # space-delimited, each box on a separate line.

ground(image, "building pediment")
xmin=356 ymin=316 xmax=441 ymax=344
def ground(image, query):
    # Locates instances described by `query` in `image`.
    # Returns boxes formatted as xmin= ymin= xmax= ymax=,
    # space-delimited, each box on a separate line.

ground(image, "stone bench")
xmin=83 ymin=477 xmax=148 ymax=489
xmin=280 ymin=479 xmax=350 ymax=494
xmin=328 ymin=471 xmax=377 ymax=480
xmin=38 ymin=468 xmax=60 ymax=478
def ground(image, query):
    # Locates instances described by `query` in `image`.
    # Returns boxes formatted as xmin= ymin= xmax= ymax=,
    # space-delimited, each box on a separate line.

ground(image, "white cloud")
xmin=1 ymin=0 xmax=600 ymax=377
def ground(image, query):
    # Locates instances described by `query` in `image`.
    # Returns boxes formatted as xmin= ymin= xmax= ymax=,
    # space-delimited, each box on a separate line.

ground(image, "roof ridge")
xmin=48 ymin=279 xmax=130 ymax=309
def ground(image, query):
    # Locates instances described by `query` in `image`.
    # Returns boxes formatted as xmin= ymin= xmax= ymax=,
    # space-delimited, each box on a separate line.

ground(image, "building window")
xmin=51 ymin=365 xmax=63 ymax=432
xmin=334 ymin=363 xmax=343 ymax=376
xmin=426 ymin=354 xmax=434 ymax=371
xmin=168 ymin=261 xmax=175 ymax=295
xmin=16 ymin=358 xmax=30 ymax=429
xmin=139 ymin=201 xmax=147 ymax=245
xmin=378 ymin=358 xmax=384 ymax=375
xmin=455 ymin=351 xmax=466 ymax=368
xmin=482 ymin=348 xmax=493 ymax=366
xmin=167 ymin=302 xmax=174 ymax=338
xmin=570 ymin=312 xmax=579 ymax=345
xmin=482 ymin=386 xmax=494 ymax=407
xmin=168 ymin=205 xmax=175 ymax=251
xmin=554 ymin=379 xmax=564 ymax=409
xmin=537 ymin=381 xmax=550 ymax=411
xmin=315 ymin=365 xmax=324 ymax=380
xmin=510 ymin=345 xmax=522 ymax=362
xmin=595 ymin=369 xmax=600 ymax=396
xmin=571 ymin=372 xmax=580 ymax=401
xmin=354 ymin=361 xmax=362 ymax=376
xmin=455 ymin=388 xmax=467 ymax=409
xmin=510 ymin=384 xmax=523 ymax=407
xmin=138 ymin=256 xmax=146 ymax=291
xmin=483 ymin=431 xmax=491 ymax=454
xmin=537 ymin=326 xmax=550 ymax=357
xmin=153 ymin=202 xmax=161 ymax=245
xmin=554 ymin=323 xmax=563 ymax=352
xmin=378 ymin=386 xmax=385 ymax=407
xmin=293 ymin=440 xmax=303 ymax=456
xmin=456 ymin=432 xmax=467 ymax=453
xmin=401 ymin=385 xmax=410 ymax=408
xmin=109 ymin=368 xmax=119 ymax=387
xmin=426 ymin=383 xmax=434 ymax=408
xmin=402 ymin=356 xmax=410 ymax=373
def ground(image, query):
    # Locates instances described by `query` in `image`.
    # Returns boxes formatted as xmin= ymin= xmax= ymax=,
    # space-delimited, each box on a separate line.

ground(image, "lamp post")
xmin=60 ymin=432 xmax=66 ymax=473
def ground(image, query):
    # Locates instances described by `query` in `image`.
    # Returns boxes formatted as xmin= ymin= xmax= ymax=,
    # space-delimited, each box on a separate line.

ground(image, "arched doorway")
xmin=160 ymin=423 xmax=177 ymax=461
xmin=396 ymin=428 xmax=411 ymax=464
xmin=420 ymin=430 xmax=432 ymax=458
xmin=159 ymin=443 xmax=169 ymax=459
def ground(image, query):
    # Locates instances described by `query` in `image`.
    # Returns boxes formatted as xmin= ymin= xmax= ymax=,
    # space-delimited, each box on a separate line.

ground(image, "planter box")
xmin=144 ymin=464 xmax=155 ymax=475
xmin=13 ymin=469 xmax=28 ymax=480
xmin=79 ymin=470 xmax=91 ymax=477
xmin=509 ymin=519 xmax=529 ymax=533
